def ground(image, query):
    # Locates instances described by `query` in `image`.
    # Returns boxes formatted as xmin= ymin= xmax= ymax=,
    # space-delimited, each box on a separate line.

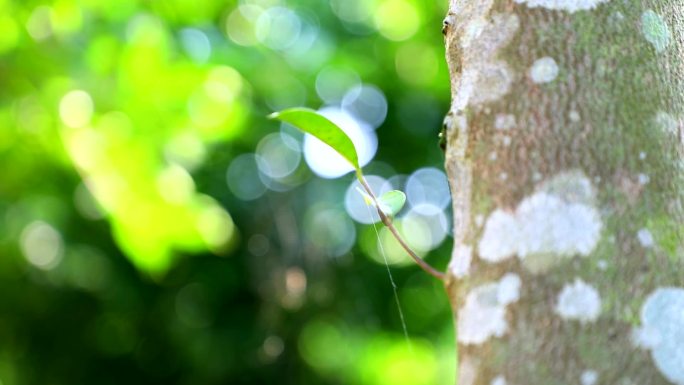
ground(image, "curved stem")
xmin=357 ymin=173 xmax=446 ymax=281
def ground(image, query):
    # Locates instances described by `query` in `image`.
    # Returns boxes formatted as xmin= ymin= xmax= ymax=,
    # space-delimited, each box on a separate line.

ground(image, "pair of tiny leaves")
xmin=268 ymin=108 xmax=407 ymax=217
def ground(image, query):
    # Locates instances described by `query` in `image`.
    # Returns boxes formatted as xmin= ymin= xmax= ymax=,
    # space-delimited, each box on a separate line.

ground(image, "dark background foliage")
xmin=0 ymin=0 xmax=455 ymax=383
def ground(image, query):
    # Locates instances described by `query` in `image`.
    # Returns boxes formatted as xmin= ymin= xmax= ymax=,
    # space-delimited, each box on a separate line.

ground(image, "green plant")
xmin=269 ymin=108 xmax=445 ymax=280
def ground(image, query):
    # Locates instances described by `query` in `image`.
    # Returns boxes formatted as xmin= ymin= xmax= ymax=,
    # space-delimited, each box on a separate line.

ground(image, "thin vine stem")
xmin=356 ymin=172 xmax=446 ymax=281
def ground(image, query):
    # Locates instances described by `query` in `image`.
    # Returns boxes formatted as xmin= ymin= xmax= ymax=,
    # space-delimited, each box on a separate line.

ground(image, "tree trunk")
xmin=442 ymin=1 xmax=683 ymax=384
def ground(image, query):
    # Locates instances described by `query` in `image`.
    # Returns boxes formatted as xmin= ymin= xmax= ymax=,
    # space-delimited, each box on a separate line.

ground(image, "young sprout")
xmin=269 ymin=108 xmax=445 ymax=280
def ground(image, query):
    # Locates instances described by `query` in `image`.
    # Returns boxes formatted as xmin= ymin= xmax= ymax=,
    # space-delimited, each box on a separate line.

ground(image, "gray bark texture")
xmin=441 ymin=1 xmax=684 ymax=384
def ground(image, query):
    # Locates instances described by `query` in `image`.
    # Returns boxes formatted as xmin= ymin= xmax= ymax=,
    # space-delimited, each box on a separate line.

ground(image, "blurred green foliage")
xmin=0 ymin=0 xmax=454 ymax=383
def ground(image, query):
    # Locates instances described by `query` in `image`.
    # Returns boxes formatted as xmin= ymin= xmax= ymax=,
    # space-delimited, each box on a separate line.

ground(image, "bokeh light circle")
xmin=374 ymin=0 xmax=420 ymax=41
xmin=164 ymin=132 xmax=207 ymax=171
xmin=59 ymin=90 xmax=93 ymax=128
xmin=226 ymin=153 xmax=267 ymax=200
xmin=342 ymin=84 xmax=388 ymax=129
xmin=315 ymin=67 xmax=361 ymax=104
xmin=225 ymin=4 xmax=263 ymax=46
xmin=255 ymin=7 xmax=301 ymax=50
xmin=330 ymin=0 xmax=374 ymax=23
xmin=156 ymin=164 xmax=195 ymax=204
xmin=256 ymin=132 xmax=302 ymax=179
xmin=304 ymin=206 xmax=356 ymax=257
xmin=402 ymin=203 xmax=449 ymax=252
xmin=195 ymin=198 xmax=235 ymax=251
xmin=405 ymin=167 xmax=451 ymax=212
xmin=179 ymin=28 xmax=211 ymax=63
xmin=20 ymin=221 xmax=64 ymax=270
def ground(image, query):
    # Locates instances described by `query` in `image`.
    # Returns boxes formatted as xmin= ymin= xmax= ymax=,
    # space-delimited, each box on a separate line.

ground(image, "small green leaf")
xmin=268 ymin=108 xmax=361 ymax=173
xmin=377 ymin=190 xmax=406 ymax=217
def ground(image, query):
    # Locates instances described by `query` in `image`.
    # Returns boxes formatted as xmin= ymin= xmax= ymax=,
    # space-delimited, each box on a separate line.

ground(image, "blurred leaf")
xmin=377 ymin=190 xmax=406 ymax=217
xmin=268 ymin=108 xmax=361 ymax=173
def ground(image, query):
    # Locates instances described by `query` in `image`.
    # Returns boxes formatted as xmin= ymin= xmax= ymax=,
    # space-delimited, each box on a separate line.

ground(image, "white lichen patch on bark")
xmin=637 ymin=173 xmax=650 ymax=185
xmin=515 ymin=0 xmax=610 ymax=12
xmin=654 ymin=111 xmax=684 ymax=168
xmin=632 ymin=288 xmax=684 ymax=385
xmin=458 ymin=283 xmax=508 ymax=345
xmin=495 ymin=113 xmax=516 ymax=130
xmin=631 ymin=325 xmax=662 ymax=349
xmin=460 ymin=18 xmax=489 ymax=50
xmin=449 ymin=244 xmax=473 ymax=278
xmin=554 ymin=278 xmax=602 ymax=323
xmin=478 ymin=171 xmax=603 ymax=273
xmin=569 ymin=110 xmax=581 ymax=122
xmin=458 ymin=274 xmax=524 ymax=345
xmin=636 ymin=228 xmax=655 ymax=248
xmin=469 ymin=61 xmax=516 ymax=105
xmin=538 ymin=169 xmax=596 ymax=205
xmin=580 ymin=370 xmax=599 ymax=385
xmin=449 ymin=11 xmax=520 ymax=111
xmin=497 ymin=273 xmax=522 ymax=305
xmin=517 ymin=192 xmax=602 ymax=257
xmin=513 ymin=0 xmax=611 ymax=13
xmin=458 ymin=357 xmax=478 ymax=385
xmin=654 ymin=111 xmax=679 ymax=137
xmin=596 ymin=259 xmax=608 ymax=270
xmin=479 ymin=210 xmax=519 ymax=262
xmin=529 ymin=57 xmax=559 ymax=84
xmin=516 ymin=193 xmax=602 ymax=271
xmin=641 ymin=10 xmax=672 ymax=53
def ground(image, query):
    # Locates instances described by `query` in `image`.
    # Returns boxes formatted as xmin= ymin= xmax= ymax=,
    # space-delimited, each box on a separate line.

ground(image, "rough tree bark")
xmin=441 ymin=1 xmax=683 ymax=384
